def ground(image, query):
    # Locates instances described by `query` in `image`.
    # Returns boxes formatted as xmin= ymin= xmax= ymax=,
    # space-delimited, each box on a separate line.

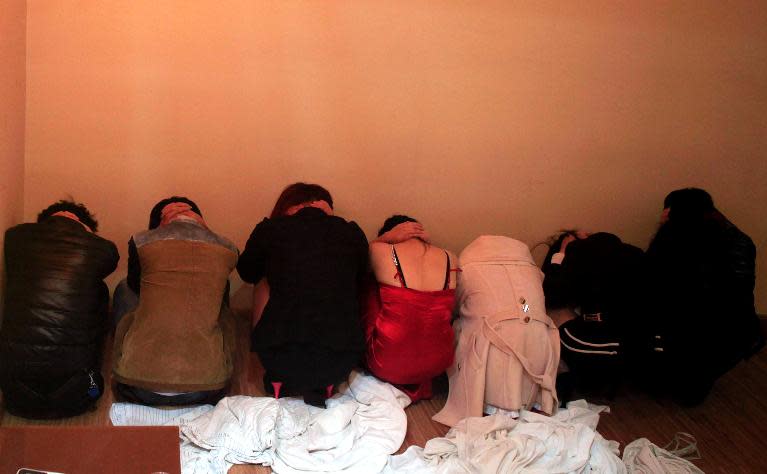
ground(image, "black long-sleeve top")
xmin=237 ymin=207 xmax=369 ymax=353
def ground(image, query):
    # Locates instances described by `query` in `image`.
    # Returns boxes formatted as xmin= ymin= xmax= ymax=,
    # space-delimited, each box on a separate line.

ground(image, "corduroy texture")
xmin=113 ymin=239 xmax=237 ymax=392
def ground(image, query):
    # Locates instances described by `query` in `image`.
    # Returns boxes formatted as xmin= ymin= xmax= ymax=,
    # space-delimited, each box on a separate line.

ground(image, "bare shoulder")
xmin=369 ymin=241 xmax=391 ymax=264
xmin=369 ymin=240 xmax=390 ymax=255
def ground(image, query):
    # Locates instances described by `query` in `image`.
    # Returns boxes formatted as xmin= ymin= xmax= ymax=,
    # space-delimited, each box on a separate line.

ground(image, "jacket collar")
xmin=459 ymin=235 xmax=535 ymax=266
xmin=45 ymin=215 xmax=91 ymax=233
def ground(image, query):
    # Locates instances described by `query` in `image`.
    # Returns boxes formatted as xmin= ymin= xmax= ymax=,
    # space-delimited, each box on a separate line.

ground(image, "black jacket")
xmin=237 ymin=207 xmax=368 ymax=353
xmin=0 ymin=217 xmax=119 ymax=418
xmin=543 ymin=232 xmax=645 ymax=318
xmin=541 ymin=233 xmax=645 ymax=393
xmin=645 ymin=211 xmax=762 ymax=403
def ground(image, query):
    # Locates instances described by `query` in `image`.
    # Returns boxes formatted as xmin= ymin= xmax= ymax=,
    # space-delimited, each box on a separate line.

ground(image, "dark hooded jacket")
xmin=0 ymin=216 xmax=118 ymax=418
xmin=645 ymin=210 xmax=762 ymax=403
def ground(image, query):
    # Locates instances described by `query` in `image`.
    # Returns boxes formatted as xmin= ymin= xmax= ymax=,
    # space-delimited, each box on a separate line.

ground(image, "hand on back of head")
xmin=380 ymin=221 xmax=430 ymax=244
xmin=285 ymin=200 xmax=333 ymax=216
xmin=160 ymin=202 xmax=207 ymax=228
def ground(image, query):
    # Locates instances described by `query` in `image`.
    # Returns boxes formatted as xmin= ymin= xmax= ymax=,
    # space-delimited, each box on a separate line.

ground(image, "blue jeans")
xmin=111 ymin=279 xmax=139 ymax=329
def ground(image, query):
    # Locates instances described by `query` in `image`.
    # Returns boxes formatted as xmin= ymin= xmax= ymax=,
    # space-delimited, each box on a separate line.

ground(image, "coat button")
xmin=524 ymin=316 xmax=531 ymax=323
xmin=519 ymin=297 xmax=526 ymax=304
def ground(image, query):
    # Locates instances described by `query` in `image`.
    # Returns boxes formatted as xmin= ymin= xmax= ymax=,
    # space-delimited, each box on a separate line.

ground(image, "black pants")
xmin=258 ymin=344 xmax=360 ymax=395
xmin=115 ymin=383 xmax=226 ymax=406
xmin=559 ymin=318 xmax=624 ymax=395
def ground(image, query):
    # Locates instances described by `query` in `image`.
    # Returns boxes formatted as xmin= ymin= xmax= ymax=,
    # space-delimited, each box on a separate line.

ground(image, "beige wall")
xmin=0 ymin=0 xmax=26 ymax=317
xmin=23 ymin=1 xmax=767 ymax=311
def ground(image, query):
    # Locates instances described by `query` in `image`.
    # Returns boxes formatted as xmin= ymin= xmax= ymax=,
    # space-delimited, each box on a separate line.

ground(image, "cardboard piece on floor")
xmin=0 ymin=425 xmax=181 ymax=474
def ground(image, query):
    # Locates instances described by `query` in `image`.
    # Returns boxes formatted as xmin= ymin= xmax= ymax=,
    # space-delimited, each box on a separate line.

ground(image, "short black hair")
xmin=378 ymin=215 xmax=418 ymax=237
xmin=148 ymin=196 xmax=202 ymax=229
xmin=37 ymin=200 xmax=99 ymax=233
xmin=663 ymin=188 xmax=714 ymax=222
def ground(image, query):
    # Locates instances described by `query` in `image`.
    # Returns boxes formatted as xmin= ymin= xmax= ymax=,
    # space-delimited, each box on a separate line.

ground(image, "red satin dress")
xmin=363 ymin=247 xmax=456 ymax=401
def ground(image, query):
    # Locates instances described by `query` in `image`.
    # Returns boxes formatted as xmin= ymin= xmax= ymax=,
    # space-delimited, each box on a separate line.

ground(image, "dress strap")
xmin=443 ymin=250 xmax=451 ymax=290
xmin=391 ymin=245 xmax=407 ymax=288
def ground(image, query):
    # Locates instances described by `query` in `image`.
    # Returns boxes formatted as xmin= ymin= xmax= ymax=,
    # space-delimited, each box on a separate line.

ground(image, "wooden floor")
xmin=2 ymin=311 xmax=766 ymax=473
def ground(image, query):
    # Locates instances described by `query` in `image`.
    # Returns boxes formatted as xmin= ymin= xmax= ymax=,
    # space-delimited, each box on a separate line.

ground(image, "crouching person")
xmin=542 ymin=231 xmax=645 ymax=401
xmin=0 ymin=200 xmax=118 ymax=418
xmin=112 ymin=197 xmax=237 ymax=405
xmin=363 ymin=215 xmax=459 ymax=402
xmin=645 ymin=188 xmax=763 ymax=405
xmin=433 ymin=236 xmax=559 ymax=427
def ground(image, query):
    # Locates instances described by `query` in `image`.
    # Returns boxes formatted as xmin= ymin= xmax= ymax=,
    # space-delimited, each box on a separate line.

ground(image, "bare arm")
xmin=251 ymin=280 xmax=270 ymax=328
xmin=372 ymin=221 xmax=430 ymax=244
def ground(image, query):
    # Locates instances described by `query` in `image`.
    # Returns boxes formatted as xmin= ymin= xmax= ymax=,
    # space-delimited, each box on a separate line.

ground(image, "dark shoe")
xmin=303 ymin=388 xmax=327 ymax=408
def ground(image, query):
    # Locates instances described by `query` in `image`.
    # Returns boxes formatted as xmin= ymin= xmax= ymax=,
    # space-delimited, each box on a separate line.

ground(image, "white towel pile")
xmin=111 ymin=378 xmax=703 ymax=473
xmin=111 ymin=370 xmax=410 ymax=474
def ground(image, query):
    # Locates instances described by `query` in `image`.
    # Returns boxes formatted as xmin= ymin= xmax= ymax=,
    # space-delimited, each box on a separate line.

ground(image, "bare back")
xmin=370 ymin=239 xmax=458 ymax=291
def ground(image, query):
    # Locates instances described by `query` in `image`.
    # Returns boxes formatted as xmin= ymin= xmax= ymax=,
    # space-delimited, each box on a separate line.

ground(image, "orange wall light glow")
xmin=0 ymin=0 xmax=26 ymax=319
xmin=19 ymin=1 xmax=767 ymax=311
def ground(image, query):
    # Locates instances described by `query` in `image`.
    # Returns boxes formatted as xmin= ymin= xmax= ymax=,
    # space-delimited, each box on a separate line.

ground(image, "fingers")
xmin=402 ymin=222 xmax=424 ymax=234
xmin=560 ymin=234 xmax=576 ymax=252
xmin=159 ymin=202 xmax=206 ymax=228
xmin=161 ymin=202 xmax=193 ymax=219
xmin=414 ymin=229 xmax=430 ymax=243
xmin=399 ymin=222 xmax=429 ymax=242
xmin=377 ymin=221 xmax=431 ymax=244
xmin=575 ymin=230 xmax=590 ymax=239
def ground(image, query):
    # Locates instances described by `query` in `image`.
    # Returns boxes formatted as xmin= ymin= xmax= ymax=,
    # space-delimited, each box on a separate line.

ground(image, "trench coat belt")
xmin=480 ymin=316 xmax=556 ymax=392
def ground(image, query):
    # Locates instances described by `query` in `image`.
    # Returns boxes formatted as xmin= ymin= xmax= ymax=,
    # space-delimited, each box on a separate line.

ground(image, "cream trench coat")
xmin=433 ymin=236 xmax=560 ymax=427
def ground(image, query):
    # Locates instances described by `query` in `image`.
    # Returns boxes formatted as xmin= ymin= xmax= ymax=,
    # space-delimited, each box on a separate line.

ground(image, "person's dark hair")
xmin=270 ymin=183 xmax=333 ymax=218
xmin=378 ymin=215 xmax=419 ymax=237
xmin=37 ymin=200 xmax=99 ymax=233
xmin=663 ymin=188 xmax=715 ymax=222
xmin=539 ymin=229 xmax=580 ymax=274
xmin=148 ymin=196 xmax=202 ymax=230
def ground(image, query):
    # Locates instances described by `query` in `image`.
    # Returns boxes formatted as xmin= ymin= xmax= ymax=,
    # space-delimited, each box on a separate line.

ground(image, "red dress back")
xmin=363 ymin=281 xmax=455 ymax=400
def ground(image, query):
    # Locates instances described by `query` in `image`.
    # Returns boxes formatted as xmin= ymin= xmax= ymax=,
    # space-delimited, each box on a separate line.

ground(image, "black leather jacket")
xmin=0 ymin=217 xmax=118 ymax=417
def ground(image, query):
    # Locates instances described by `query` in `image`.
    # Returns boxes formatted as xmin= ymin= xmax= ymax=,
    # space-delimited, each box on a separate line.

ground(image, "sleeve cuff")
xmin=550 ymin=252 xmax=565 ymax=265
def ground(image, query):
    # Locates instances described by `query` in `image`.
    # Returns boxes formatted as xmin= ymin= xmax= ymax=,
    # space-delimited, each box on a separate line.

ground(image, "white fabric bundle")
xmin=385 ymin=400 xmax=625 ymax=473
xmin=111 ymin=370 xmax=410 ymax=474
xmin=111 ymin=386 xmax=704 ymax=474
xmin=109 ymin=403 xmax=213 ymax=426
xmin=623 ymin=435 xmax=704 ymax=474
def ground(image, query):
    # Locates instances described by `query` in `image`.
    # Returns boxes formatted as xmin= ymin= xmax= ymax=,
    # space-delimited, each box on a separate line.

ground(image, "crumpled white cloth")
xmin=111 ymin=390 xmax=702 ymax=474
xmin=110 ymin=370 xmax=410 ymax=474
xmin=623 ymin=437 xmax=704 ymax=474
xmin=109 ymin=403 xmax=214 ymax=426
xmin=385 ymin=400 xmax=625 ymax=473
xmin=109 ymin=402 xmax=233 ymax=472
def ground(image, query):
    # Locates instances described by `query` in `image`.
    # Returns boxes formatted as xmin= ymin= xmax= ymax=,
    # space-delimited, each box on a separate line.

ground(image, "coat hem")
xmin=112 ymin=372 xmax=230 ymax=393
